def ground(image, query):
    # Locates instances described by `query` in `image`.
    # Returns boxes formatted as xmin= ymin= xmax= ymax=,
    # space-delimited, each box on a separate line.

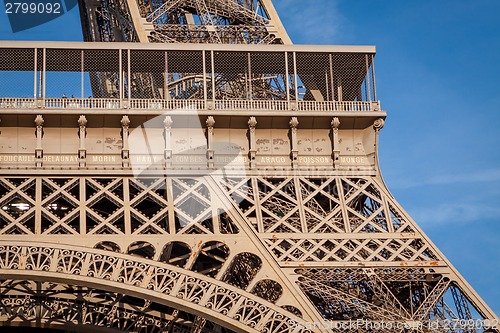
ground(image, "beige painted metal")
xmin=0 ymin=42 xmax=498 ymax=333
xmin=79 ymin=0 xmax=291 ymax=44
xmin=259 ymin=0 xmax=293 ymax=44
xmin=0 ymin=1 xmax=498 ymax=333
xmin=126 ymin=0 xmax=151 ymax=42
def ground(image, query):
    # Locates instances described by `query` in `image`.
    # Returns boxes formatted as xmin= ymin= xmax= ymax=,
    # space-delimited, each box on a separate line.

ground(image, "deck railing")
xmin=0 ymin=97 xmax=380 ymax=112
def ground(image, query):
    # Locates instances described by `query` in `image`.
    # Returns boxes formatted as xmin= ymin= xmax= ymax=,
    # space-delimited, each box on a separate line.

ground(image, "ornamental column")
xmin=78 ymin=115 xmax=87 ymax=168
xmin=164 ymin=116 xmax=173 ymax=169
xmin=34 ymin=115 xmax=44 ymax=168
xmin=289 ymin=117 xmax=299 ymax=169
xmin=248 ymin=117 xmax=257 ymax=169
xmin=121 ymin=115 xmax=130 ymax=168
xmin=331 ymin=117 xmax=340 ymax=168
xmin=206 ymin=116 xmax=215 ymax=169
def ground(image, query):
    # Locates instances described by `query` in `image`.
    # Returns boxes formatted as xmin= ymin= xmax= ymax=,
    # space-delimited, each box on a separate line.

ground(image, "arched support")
xmin=0 ymin=241 xmax=310 ymax=333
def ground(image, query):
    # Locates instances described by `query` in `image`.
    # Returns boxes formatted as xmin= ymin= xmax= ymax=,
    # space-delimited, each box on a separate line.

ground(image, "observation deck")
xmin=0 ymin=41 xmax=384 ymax=173
xmin=0 ymin=41 xmax=381 ymax=116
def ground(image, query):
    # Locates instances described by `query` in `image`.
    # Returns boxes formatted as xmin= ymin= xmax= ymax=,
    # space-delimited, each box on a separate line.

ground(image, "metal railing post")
xmin=285 ymin=51 xmax=290 ymax=106
xmin=164 ymin=51 xmax=169 ymax=101
xmin=202 ymin=50 xmax=207 ymax=108
xmin=293 ymin=51 xmax=298 ymax=104
xmin=33 ymin=48 xmax=37 ymax=99
xmin=127 ymin=49 xmax=131 ymax=103
xmin=248 ymin=52 xmax=252 ymax=101
xmin=81 ymin=50 xmax=84 ymax=100
xmin=329 ymin=53 xmax=335 ymax=102
xmin=365 ymin=54 xmax=371 ymax=102
xmin=119 ymin=49 xmax=123 ymax=105
xmin=211 ymin=50 xmax=215 ymax=106
xmin=371 ymin=54 xmax=377 ymax=101
xmin=42 ymin=48 xmax=46 ymax=105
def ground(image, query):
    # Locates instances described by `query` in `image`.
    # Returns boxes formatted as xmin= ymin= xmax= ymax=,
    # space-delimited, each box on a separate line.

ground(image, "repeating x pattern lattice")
xmin=142 ymin=0 xmax=278 ymax=44
xmin=0 ymin=242 xmax=310 ymax=333
xmin=218 ymin=176 xmax=442 ymax=264
xmin=0 ymin=176 xmax=227 ymax=236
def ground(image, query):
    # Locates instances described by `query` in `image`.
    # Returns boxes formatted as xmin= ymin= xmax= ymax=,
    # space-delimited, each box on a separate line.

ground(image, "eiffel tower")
xmin=0 ymin=1 xmax=497 ymax=332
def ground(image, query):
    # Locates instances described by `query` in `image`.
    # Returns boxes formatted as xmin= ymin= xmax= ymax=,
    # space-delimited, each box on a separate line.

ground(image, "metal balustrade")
xmin=0 ymin=97 xmax=380 ymax=112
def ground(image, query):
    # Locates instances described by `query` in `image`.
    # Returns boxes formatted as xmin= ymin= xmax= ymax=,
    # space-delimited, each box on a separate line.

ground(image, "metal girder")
xmin=0 ymin=0 xmax=497 ymax=331
xmin=80 ymin=0 xmax=287 ymax=44
xmin=297 ymin=276 xmax=404 ymax=322
xmin=0 ymin=280 xmax=220 ymax=333
xmin=413 ymin=277 xmax=451 ymax=320
xmin=0 ymin=242 xmax=311 ymax=333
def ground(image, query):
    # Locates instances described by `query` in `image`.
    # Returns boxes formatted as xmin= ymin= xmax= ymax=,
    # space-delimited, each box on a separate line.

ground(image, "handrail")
xmin=0 ymin=97 xmax=380 ymax=112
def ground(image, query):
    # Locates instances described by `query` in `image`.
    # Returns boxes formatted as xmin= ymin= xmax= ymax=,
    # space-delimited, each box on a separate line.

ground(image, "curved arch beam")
xmin=0 ymin=282 xmax=174 ymax=333
xmin=0 ymin=241 xmax=310 ymax=333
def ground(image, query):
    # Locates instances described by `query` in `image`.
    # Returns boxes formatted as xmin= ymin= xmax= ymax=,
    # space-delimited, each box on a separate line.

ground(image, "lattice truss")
xmin=144 ymin=0 xmax=278 ymax=44
xmin=77 ymin=1 xmax=367 ymax=104
xmin=295 ymin=268 xmax=498 ymax=333
xmin=0 ymin=175 xmax=497 ymax=332
xmin=218 ymin=175 xmax=499 ymax=331
xmin=219 ymin=176 xmax=438 ymax=264
xmin=80 ymin=0 xmax=282 ymax=44
xmin=0 ymin=280 xmax=234 ymax=333
xmin=80 ymin=0 xmax=138 ymax=42
xmin=0 ymin=176 xmax=310 ymax=332
xmin=0 ymin=176 xmax=224 ymax=236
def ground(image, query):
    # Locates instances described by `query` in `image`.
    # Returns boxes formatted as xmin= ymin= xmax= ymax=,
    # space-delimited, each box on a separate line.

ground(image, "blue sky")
xmin=0 ymin=0 xmax=499 ymax=316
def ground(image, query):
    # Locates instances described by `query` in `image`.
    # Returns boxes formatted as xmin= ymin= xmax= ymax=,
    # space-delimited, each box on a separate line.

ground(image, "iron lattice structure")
xmin=0 ymin=1 xmax=498 ymax=333
xmin=78 ymin=0 xmax=290 ymax=44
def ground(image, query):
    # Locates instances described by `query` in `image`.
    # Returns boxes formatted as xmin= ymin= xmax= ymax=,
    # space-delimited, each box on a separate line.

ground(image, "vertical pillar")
xmin=164 ymin=51 xmax=169 ymax=100
xmin=373 ymin=118 xmax=385 ymax=172
xmin=34 ymin=115 xmax=44 ymax=168
xmin=33 ymin=48 xmax=37 ymax=99
xmin=119 ymin=49 xmax=123 ymax=104
xmin=78 ymin=115 xmax=87 ymax=168
xmin=365 ymin=54 xmax=371 ymax=101
xmin=293 ymin=52 xmax=298 ymax=106
xmin=202 ymin=51 xmax=207 ymax=104
xmin=206 ymin=116 xmax=215 ymax=169
xmin=248 ymin=117 xmax=257 ymax=169
xmin=123 ymin=178 xmax=131 ymax=235
xmin=81 ymin=50 xmax=84 ymax=99
xmin=331 ymin=117 xmax=340 ymax=168
xmin=35 ymin=178 xmax=41 ymax=235
xmin=121 ymin=115 xmax=130 ymax=168
xmin=371 ymin=54 xmax=377 ymax=101
xmin=42 ymin=48 xmax=46 ymax=103
xmin=285 ymin=51 xmax=290 ymax=104
xmin=164 ymin=116 xmax=173 ymax=169
xmin=127 ymin=49 xmax=131 ymax=104
xmin=289 ymin=117 xmax=299 ymax=169
xmin=210 ymin=50 xmax=215 ymax=107
xmin=329 ymin=53 xmax=335 ymax=101
xmin=247 ymin=52 xmax=252 ymax=100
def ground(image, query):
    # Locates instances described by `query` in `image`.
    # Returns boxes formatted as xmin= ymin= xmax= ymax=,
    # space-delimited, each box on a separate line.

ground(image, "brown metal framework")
xmin=78 ymin=0 xmax=291 ymax=44
xmin=0 ymin=1 xmax=498 ymax=333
